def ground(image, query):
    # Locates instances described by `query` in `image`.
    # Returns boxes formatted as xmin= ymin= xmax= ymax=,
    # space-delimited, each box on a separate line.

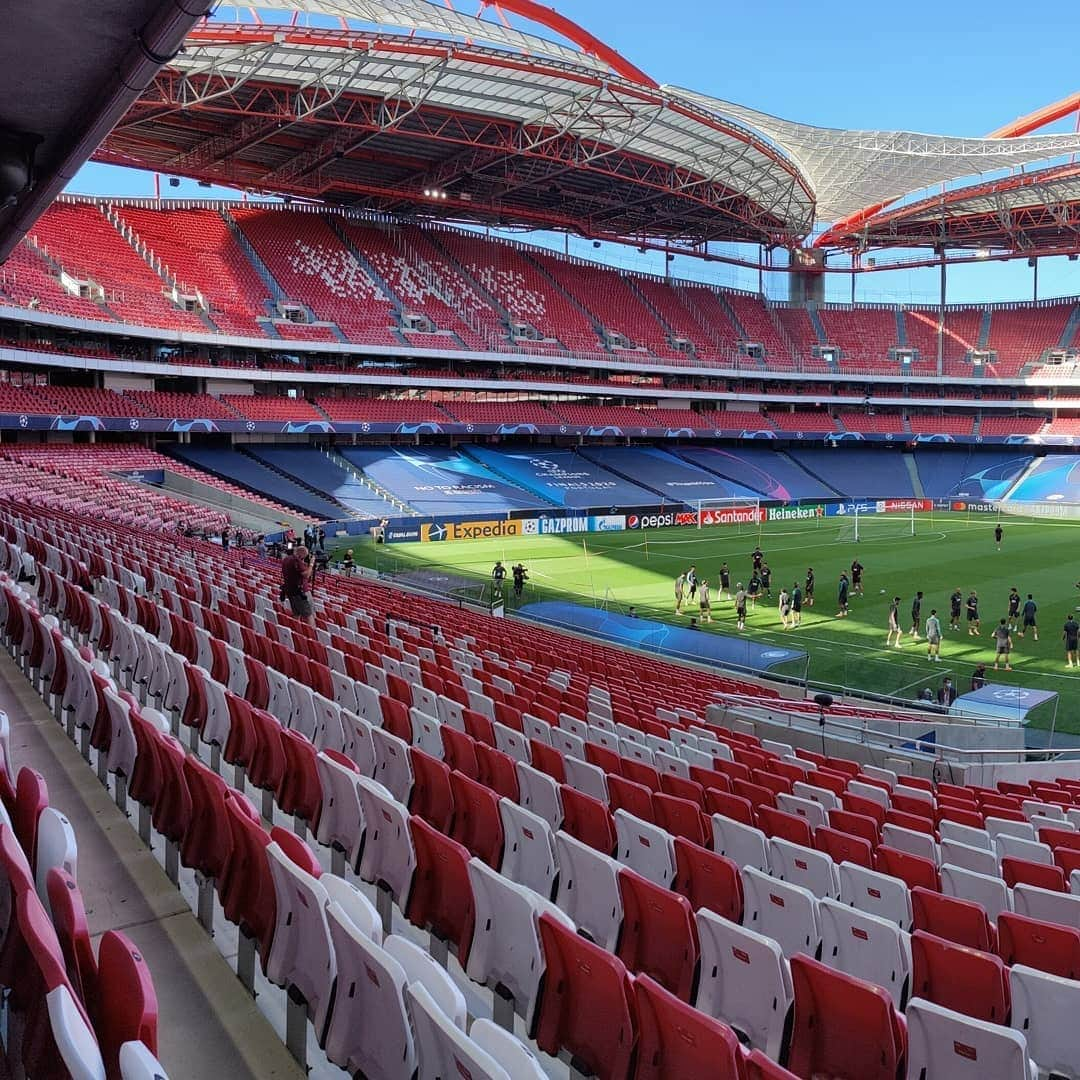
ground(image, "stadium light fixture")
xmin=422 ymin=188 xmax=448 ymax=200
xmin=975 ymin=248 xmax=991 ymax=259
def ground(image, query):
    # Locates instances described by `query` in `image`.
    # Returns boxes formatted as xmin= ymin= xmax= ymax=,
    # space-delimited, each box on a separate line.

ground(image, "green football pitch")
xmin=332 ymin=512 xmax=1080 ymax=737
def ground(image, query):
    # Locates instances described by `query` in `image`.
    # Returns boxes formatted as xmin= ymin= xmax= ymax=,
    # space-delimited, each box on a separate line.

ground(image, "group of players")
xmin=674 ymin=546 xmax=814 ymax=633
xmin=671 ymin=531 xmax=1080 ymax=671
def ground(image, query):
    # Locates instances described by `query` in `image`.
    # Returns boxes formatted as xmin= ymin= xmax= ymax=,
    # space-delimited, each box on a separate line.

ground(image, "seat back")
xmin=910 ymin=929 xmax=1010 ymax=1022
xmin=553 ymin=829 xmax=623 ymax=951
xmin=940 ymin=862 xmax=1012 ymax=923
xmin=787 ymin=953 xmax=907 ymax=1080
xmin=95 ymin=930 xmax=158 ymax=1077
xmin=406 ymin=982 xmax=507 ymax=1080
xmin=998 ymin=910 xmax=1080 ymax=979
xmin=906 ymin=997 xmax=1034 ymax=1080
xmin=671 ymin=838 xmax=743 ymax=923
xmin=533 ymin=912 xmax=636 ymax=1080
xmin=911 ymin=885 xmax=995 ymax=951
xmin=1009 ymin=962 xmax=1080 ymax=1080
xmin=694 ymin=908 xmax=793 ymax=1060
xmin=742 ymin=866 xmax=821 ymax=959
xmin=497 ymin=799 xmax=557 ymax=899
xmin=614 ymin=810 xmax=675 ymax=888
xmin=633 ymin=974 xmax=744 ymax=1080
xmin=838 ymin=861 xmax=912 ymax=928
xmin=405 ymin=816 xmax=475 ymax=963
xmin=616 ymin=868 xmax=697 ymax=1001
xmin=818 ymin=896 xmax=910 ymax=1007
xmin=768 ymin=836 xmax=840 ymax=900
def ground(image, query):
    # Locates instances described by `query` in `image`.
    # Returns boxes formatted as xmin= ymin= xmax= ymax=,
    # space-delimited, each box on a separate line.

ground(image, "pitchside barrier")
xmin=364 ymin=496 xmax=940 ymax=543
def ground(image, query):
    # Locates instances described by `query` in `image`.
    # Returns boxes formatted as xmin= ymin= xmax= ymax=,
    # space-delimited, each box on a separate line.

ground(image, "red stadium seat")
xmin=786 ymin=954 xmax=907 ymax=1080
xmin=998 ymin=911 xmax=1080 ymax=979
xmin=911 ymin=887 xmax=997 ymax=952
xmin=910 ymin=930 xmax=1010 ymax=1022
xmin=95 ymin=930 xmax=159 ymax=1078
xmin=875 ymin=846 xmax=941 ymax=893
xmin=560 ymin=786 xmax=616 ymax=854
xmin=671 ymin=838 xmax=743 ymax=923
xmin=815 ymin=826 xmax=874 ymax=870
xmin=616 ymin=868 xmax=698 ymax=1001
xmin=652 ymin=792 xmax=709 ymax=847
xmin=448 ymin=770 xmax=504 ymax=869
xmin=827 ymin=808 xmax=880 ymax=846
xmin=1000 ymin=856 xmax=1066 ymax=892
xmin=757 ymin=805 xmax=813 ymax=847
xmin=607 ymin=774 xmax=655 ymax=823
xmin=633 ymin=975 xmax=745 ymax=1080
xmin=706 ymin=789 xmax=755 ymax=827
xmin=405 ymin=816 xmax=476 ymax=964
xmin=534 ymin=912 xmax=636 ymax=1080
xmin=408 ymin=749 xmax=455 ymax=833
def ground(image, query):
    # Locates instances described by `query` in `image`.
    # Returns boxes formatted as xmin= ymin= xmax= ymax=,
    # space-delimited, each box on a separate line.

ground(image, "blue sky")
xmin=67 ymin=0 xmax=1080 ymax=305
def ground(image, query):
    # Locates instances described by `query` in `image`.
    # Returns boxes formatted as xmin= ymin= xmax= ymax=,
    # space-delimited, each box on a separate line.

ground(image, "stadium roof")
xmin=0 ymin=0 xmax=204 ymax=262
xmin=827 ymin=162 xmax=1080 ymax=252
xmin=79 ymin=1 xmax=1080 ymax=257
xmin=671 ymin=90 xmax=1080 ymax=231
xmin=95 ymin=0 xmax=815 ymax=246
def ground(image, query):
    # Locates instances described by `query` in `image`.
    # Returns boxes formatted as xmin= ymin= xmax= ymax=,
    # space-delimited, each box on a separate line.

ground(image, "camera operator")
xmin=281 ymin=544 xmax=316 ymax=627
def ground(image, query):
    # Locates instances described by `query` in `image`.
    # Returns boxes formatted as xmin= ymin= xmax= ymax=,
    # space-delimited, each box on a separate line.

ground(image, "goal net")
xmin=696 ymin=496 xmax=763 ymax=531
xmin=837 ymin=505 xmax=916 ymax=542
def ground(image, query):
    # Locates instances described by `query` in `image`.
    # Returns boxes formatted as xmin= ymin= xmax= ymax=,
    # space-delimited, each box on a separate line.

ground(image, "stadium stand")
xmin=168 ymin=445 xmax=351 ymax=519
xmin=341 ymin=446 xmax=552 ymax=514
xmin=465 ymin=446 xmax=662 ymax=507
xmin=768 ymin=409 xmax=838 ymax=433
xmin=679 ymin=446 xmax=840 ymax=500
xmin=787 ymin=448 xmax=915 ymax=498
xmin=985 ymin=302 xmax=1076 ymax=375
xmin=7 ymin=498 xmax=1080 ymax=1080
xmin=122 ymin=390 xmax=239 ymax=420
xmin=313 ymin=396 xmax=452 ymax=424
xmin=578 ymin=446 xmax=762 ymax=504
xmin=231 ymin=208 xmax=400 ymax=345
xmin=219 ymin=394 xmax=326 ymax=422
xmin=913 ymin=450 xmax=1033 ymax=498
xmin=979 ymin=415 xmax=1047 ymax=436
xmin=439 ymin=400 xmax=564 ymax=426
xmin=905 ymin=308 xmax=984 ymax=372
xmin=243 ymin=446 xmax=399 ymax=517
xmin=0 ymin=242 xmax=113 ymax=322
xmin=112 ymin=206 xmax=271 ymax=338
xmin=27 ymin=202 xmax=207 ymax=332
xmin=836 ymin=411 xmax=907 ymax=434
xmin=817 ymin=307 xmax=899 ymax=368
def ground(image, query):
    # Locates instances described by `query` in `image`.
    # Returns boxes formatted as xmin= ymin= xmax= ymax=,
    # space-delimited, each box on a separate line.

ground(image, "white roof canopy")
xmin=670 ymin=89 xmax=1080 ymax=224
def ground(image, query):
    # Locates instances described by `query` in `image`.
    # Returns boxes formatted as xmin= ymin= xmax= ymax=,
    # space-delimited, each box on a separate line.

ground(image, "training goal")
xmin=695 ymin=496 xmax=763 ymax=530
xmin=836 ymin=504 xmax=917 ymax=542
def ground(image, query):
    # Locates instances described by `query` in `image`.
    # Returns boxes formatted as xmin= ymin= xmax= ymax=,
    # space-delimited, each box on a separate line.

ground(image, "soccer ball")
xmin=879 ymin=588 xmax=886 ymax=594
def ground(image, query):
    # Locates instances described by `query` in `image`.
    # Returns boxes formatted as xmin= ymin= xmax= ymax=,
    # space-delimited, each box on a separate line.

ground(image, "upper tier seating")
xmin=342 ymin=222 xmax=496 ymax=351
xmin=530 ymin=254 xmax=682 ymax=360
xmin=631 ymin=277 xmax=735 ymax=363
xmin=122 ymin=391 xmax=239 ymax=420
xmin=28 ymin=203 xmax=206 ymax=332
xmin=907 ymin=413 xmax=974 ymax=436
xmin=724 ymin=293 xmax=794 ymax=365
xmin=220 ymin=395 xmax=325 ymax=422
xmin=985 ymin=303 xmax=1075 ymax=376
xmin=979 ymin=415 xmax=1047 ymax=436
xmin=232 ymin=209 xmax=399 ymax=345
xmin=313 ymin=397 xmax=452 ymax=424
xmin=817 ymin=307 xmax=899 ymax=368
xmin=432 ymin=232 xmax=603 ymax=353
xmin=905 ymin=309 xmax=984 ymax=374
xmin=113 ymin=206 xmax=270 ymax=338
xmin=0 ymin=243 xmax=113 ymax=322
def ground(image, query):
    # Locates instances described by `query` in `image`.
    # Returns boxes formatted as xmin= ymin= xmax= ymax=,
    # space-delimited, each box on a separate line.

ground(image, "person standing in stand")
xmin=280 ymin=545 xmax=315 ymax=627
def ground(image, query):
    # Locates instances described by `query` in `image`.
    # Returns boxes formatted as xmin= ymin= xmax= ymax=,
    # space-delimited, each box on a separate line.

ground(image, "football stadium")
xmin=2 ymin=1 xmax=1080 ymax=1077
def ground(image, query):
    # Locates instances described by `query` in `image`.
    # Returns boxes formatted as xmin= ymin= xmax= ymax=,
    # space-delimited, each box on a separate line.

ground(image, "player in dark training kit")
xmin=966 ymin=590 xmax=981 ymax=636
xmin=995 ymin=523 xmax=1003 ymax=551
xmin=949 ymin=588 xmax=963 ymax=631
xmin=718 ymin=562 xmax=731 ymax=600
xmin=1007 ymin=587 xmax=1021 ymax=632
xmin=1019 ymin=594 xmax=1039 ymax=640
xmin=805 ymin=568 xmax=815 ymax=607
xmin=850 ymin=559 xmax=864 ymax=596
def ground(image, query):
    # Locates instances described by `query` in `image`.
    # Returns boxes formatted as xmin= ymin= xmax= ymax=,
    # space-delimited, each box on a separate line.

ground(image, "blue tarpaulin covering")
xmin=951 ymin=684 xmax=1058 ymax=724
xmin=518 ymin=601 xmax=807 ymax=674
